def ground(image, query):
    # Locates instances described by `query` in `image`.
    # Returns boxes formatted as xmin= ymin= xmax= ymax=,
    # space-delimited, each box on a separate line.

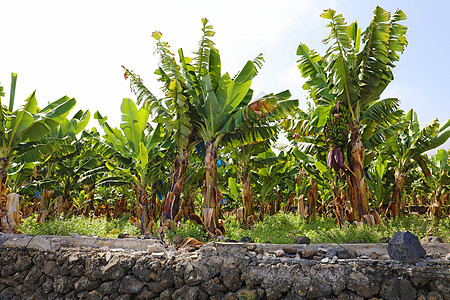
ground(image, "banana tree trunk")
xmin=348 ymin=126 xmax=369 ymax=220
xmin=393 ymin=169 xmax=406 ymax=218
xmin=306 ymin=178 xmax=318 ymax=220
xmin=161 ymin=149 xmax=190 ymax=225
xmin=240 ymin=172 xmax=255 ymax=224
xmin=133 ymin=184 xmax=148 ymax=235
xmin=0 ymin=193 xmax=21 ymax=233
xmin=203 ymin=142 xmax=223 ymax=236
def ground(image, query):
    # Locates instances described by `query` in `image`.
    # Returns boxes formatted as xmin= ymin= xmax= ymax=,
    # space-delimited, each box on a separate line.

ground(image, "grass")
xmin=18 ymin=213 xmax=140 ymax=237
xmin=19 ymin=212 xmax=450 ymax=244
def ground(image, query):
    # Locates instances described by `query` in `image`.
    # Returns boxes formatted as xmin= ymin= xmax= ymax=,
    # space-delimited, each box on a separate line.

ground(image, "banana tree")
xmin=384 ymin=110 xmax=450 ymax=217
xmin=294 ymin=7 xmax=408 ymax=221
xmin=124 ymin=19 xmax=297 ymax=235
xmin=427 ymin=149 xmax=450 ymax=206
xmin=95 ymin=98 xmax=167 ymax=234
xmin=0 ymin=73 xmax=76 ymax=232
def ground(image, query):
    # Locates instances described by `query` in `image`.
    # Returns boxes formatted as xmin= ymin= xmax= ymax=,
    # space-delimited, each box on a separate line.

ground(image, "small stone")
xmin=240 ymin=236 xmax=253 ymax=243
xmin=321 ymin=257 xmax=330 ymax=263
xmin=325 ymin=250 xmax=337 ymax=258
xmin=275 ymin=250 xmax=285 ymax=257
xmin=379 ymin=236 xmax=390 ymax=243
xmin=330 ymin=256 xmax=338 ymax=264
xmin=247 ymin=244 xmax=257 ymax=251
xmin=336 ymin=249 xmax=351 ymax=259
xmin=294 ymin=236 xmax=311 ymax=244
xmin=371 ymin=252 xmax=379 ymax=259
xmin=421 ymin=236 xmax=444 ymax=243
xmin=427 ymin=291 xmax=443 ymax=300
xmin=118 ymin=233 xmax=129 ymax=238
xmin=444 ymin=253 xmax=450 ymax=261
xmin=359 ymin=255 xmax=370 ymax=259
xmin=416 ymin=261 xmax=427 ymax=267
xmin=300 ymin=251 xmax=315 ymax=259
xmin=282 ymin=247 xmax=297 ymax=256
xmin=147 ymin=243 xmax=166 ymax=253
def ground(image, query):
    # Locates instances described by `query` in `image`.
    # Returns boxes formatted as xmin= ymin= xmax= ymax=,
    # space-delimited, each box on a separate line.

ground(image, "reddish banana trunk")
xmin=203 ymin=142 xmax=223 ymax=236
xmin=306 ymin=178 xmax=318 ymax=220
xmin=348 ymin=126 xmax=369 ymax=220
xmin=161 ymin=150 xmax=190 ymax=226
xmin=240 ymin=173 xmax=255 ymax=224
xmin=393 ymin=170 xmax=406 ymax=219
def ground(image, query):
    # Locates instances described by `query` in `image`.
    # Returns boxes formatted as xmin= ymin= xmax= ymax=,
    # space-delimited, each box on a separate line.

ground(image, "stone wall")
xmin=0 ymin=236 xmax=449 ymax=299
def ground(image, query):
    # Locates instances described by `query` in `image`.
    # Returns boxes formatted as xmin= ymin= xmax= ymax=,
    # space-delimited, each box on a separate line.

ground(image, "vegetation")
xmin=19 ymin=212 xmax=450 ymax=245
xmin=1 ymin=7 xmax=449 ymax=244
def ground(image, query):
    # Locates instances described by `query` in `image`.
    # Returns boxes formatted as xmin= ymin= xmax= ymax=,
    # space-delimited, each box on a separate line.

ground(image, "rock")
xmin=42 ymin=260 xmax=58 ymax=277
xmin=336 ymin=249 xmax=351 ymax=259
xmin=400 ymin=278 xmax=416 ymax=300
xmin=101 ymin=259 xmax=125 ymax=281
xmin=14 ymin=256 xmax=33 ymax=271
xmin=236 ymin=288 xmax=257 ymax=300
xmin=307 ymin=279 xmax=333 ymax=298
xmin=0 ymin=287 xmax=14 ymax=299
xmin=321 ymin=257 xmax=330 ymax=263
xmin=427 ymin=291 xmax=443 ymax=300
xmin=380 ymin=277 xmax=399 ymax=300
xmin=275 ymin=250 xmax=285 ymax=257
xmin=118 ymin=275 xmax=144 ymax=294
xmin=443 ymin=253 xmax=450 ymax=261
xmin=86 ymin=290 xmax=103 ymax=300
xmin=337 ymin=290 xmax=364 ymax=300
xmin=42 ymin=277 xmax=54 ymax=294
xmin=379 ymin=236 xmax=390 ymax=243
xmin=347 ymin=271 xmax=380 ymax=298
xmin=300 ymin=250 xmax=315 ymax=259
xmin=371 ymin=252 xmax=379 ymax=259
xmin=117 ymin=233 xmax=129 ymax=238
xmin=326 ymin=250 xmax=337 ymax=258
xmin=240 ymin=236 xmax=253 ymax=243
xmin=98 ymin=280 xmax=120 ymax=294
xmin=221 ymin=269 xmax=243 ymax=292
xmin=416 ymin=261 xmax=427 ymax=267
xmin=52 ymin=275 xmax=73 ymax=294
xmin=294 ymin=236 xmax=311 ymax=244
xmin=388 ymin=231 xmax=426 ymax=262
xmin=147 ymin=243 xmax=166 ymax=254
xmin=431 ymin=280 xmax=450 ymax=299
xmin=135 ymin=287 xmax=158 ymax=300
xmin=74 ymin=276 xmax=100 ymax=293
xmin=330 ymin=256 xmax=338 ymax=264
xmin=421 ymin=236 xmax=444 ymax=243
xmin=282 ymin=247 xmax=297 ymax=256
xmin=201 ymin=278 xmax=227 ymax=296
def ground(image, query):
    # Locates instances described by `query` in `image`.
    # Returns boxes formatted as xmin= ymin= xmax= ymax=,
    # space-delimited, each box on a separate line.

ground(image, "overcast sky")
xmin=1 ymin=0 xmax=449 ymax=151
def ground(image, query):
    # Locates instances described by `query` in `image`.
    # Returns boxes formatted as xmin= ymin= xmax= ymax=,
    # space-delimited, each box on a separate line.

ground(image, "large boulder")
xmin=388 ymin=231 xmax=426 ymax=262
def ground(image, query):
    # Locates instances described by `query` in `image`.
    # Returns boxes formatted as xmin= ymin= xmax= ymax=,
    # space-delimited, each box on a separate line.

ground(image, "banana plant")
xmin=124 ymin=19 xmax=297 ymax=235
xmin=95 ymin=98 xmax=167 ymax=234
xmin=0 ymin=73 xmax=76 ymax=232
xmin=426 ymin=149 xmax=450 ymax=206
xmin=292 ymin=7 xmax=408 ymax=221
xmin=384 ymin=110 xmax=450 ymax=217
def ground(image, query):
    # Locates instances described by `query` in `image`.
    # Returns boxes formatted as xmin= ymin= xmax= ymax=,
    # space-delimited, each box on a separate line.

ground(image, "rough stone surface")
xmin=0 ymin=239 xmax=448 ymax=300
xmin=388 ymin=231 xmax=427 ymax=262
xmin=294 ymin=236 xmax=311 ymax=244
xmin=118 ymin=275 xmax=144 ymax=294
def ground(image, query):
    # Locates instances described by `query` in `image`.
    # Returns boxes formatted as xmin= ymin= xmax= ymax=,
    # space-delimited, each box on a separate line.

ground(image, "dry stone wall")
xmin=0 ymin=235 xmax=449 ymax=300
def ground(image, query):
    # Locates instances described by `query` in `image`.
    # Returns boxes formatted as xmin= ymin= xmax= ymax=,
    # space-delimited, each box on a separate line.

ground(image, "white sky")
xmin=1 ymin=0 xmax=449 ymax=151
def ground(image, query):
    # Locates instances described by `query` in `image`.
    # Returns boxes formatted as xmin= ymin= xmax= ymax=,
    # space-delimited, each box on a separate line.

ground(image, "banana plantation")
xmin=1 ymin=7 xmax=449 ymax=238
